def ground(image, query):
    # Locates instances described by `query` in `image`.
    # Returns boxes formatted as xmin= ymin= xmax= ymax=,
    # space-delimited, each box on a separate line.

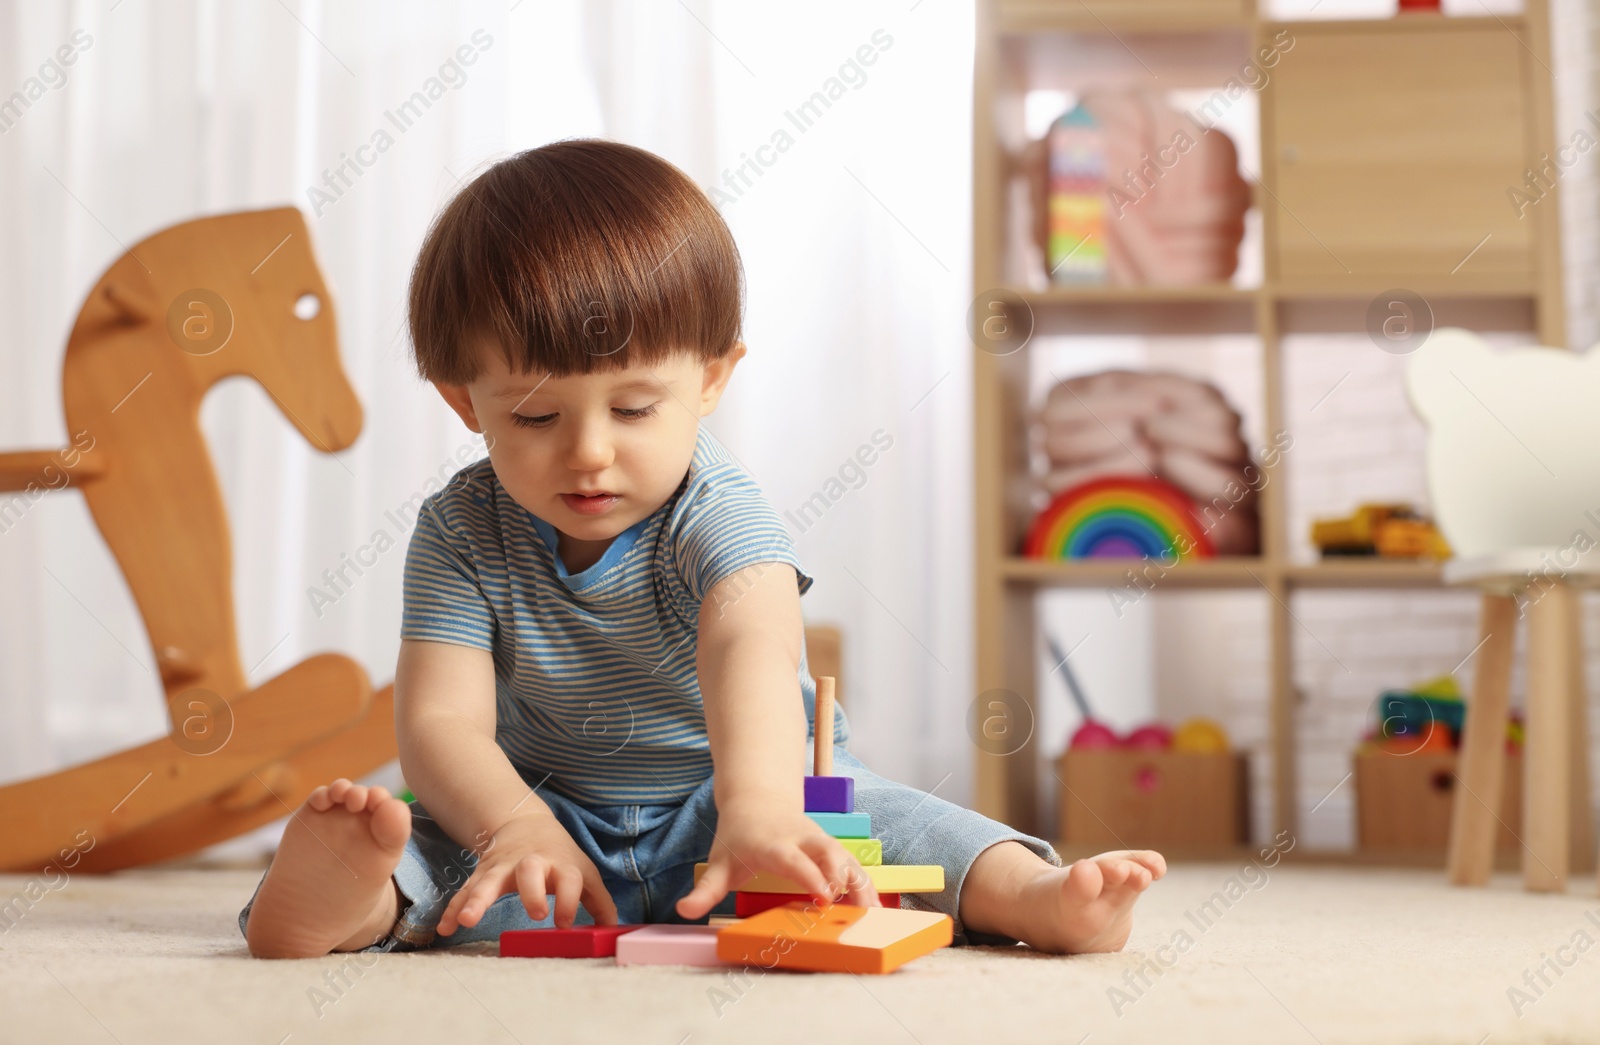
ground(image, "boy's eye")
xmin=509 ymin=404 xmax=658 ymax=429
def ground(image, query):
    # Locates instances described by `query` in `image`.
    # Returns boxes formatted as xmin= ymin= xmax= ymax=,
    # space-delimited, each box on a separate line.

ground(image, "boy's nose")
xmin=566 ymin=421 xmax=615 ymax=471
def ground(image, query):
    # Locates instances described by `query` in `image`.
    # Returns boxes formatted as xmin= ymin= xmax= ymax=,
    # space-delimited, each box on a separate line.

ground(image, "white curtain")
xmin=0 ymin=0 xmax=979 ymax=855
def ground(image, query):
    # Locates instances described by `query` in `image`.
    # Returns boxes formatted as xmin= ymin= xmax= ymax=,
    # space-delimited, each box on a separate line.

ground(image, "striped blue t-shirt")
xmin=399 ymin=426 xmax=844 ymax=805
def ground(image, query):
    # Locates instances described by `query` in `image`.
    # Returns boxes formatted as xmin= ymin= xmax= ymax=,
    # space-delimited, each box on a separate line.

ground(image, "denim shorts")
xmin=237 ymin=747 xmax=1059 ymax=952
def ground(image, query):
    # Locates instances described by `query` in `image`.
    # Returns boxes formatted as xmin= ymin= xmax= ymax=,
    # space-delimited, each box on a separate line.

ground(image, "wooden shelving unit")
xmin=972 ymin=0 xmax=1567 ymax=845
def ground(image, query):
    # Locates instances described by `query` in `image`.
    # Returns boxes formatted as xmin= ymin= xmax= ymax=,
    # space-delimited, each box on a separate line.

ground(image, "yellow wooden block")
xmin=694 ymin=862 xmax=943 ymax=894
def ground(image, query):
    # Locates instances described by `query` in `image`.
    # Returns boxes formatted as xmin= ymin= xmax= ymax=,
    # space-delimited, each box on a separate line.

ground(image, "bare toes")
xmin=1132 ymin=851 xmax=1167 ymax=878
xmin=307 ymin=786 xmax=333 ymax=812
xmin=369 ymin=797 xmax=411 ymax=849
xmin=1098 ymin=859 xmax=1132 ymax=889
xmin=1064 ymin=859 xmax=1103 ymax=904
xmin=1096 ymin=849 xmax=1167 ymax=879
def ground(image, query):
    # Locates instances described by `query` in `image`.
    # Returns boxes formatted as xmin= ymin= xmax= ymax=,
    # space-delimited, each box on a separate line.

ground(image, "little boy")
xmin=239 ymin=139 xmax=1164 ymax=959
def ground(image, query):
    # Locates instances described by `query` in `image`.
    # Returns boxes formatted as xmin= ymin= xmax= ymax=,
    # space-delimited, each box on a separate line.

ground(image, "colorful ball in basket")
xmin=1023 ymin=476 xmax=1216 ymax=561
xmin=1123 ymin=723 xmax=1173 ymax=750
xmin=1069 ymin=721 xmax=1120 ymax=750
xmin=1172 ymin=717 xmax=1230 ymax=754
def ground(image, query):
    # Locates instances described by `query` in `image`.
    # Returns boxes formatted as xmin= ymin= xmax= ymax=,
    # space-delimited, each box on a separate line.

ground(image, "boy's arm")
xmin=394 ymin=638 xmax=618 ymax=929
xmin=393 ymin=638 xmax=529 ymax=848
xmin=674 ymin=563 xmax=877 ymax=918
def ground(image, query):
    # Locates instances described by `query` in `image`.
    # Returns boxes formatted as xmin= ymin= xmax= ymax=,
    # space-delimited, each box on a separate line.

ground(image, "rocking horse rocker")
xmin=0 ymin=207 xmax=398 ymax=873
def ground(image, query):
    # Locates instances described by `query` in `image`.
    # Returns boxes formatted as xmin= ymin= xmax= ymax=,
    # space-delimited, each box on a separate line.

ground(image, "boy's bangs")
xmin=409 ymin=139 xmax=744 ymax=384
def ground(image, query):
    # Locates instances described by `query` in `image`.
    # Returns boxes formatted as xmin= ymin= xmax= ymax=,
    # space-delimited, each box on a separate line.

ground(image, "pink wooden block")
xmin=613 ymin=925 xmax=728 ymax=968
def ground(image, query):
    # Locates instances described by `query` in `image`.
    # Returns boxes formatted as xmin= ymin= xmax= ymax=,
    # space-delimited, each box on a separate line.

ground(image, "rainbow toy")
xmin=1023 ymin=475 xmax=1215 ymax=560
xmin=1046 ymin=104 xmax=1107 ymax=285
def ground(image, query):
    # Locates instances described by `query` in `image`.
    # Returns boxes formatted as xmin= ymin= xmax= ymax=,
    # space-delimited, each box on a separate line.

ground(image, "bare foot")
xmin=959 ymin=842 xmax=1167 ymax=954
xmin=244 ymin=779 xmax=412 ymax=959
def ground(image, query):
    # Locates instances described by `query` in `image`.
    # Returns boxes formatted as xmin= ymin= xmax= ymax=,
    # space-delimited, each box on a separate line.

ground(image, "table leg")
xmin=1567 ymin=592 xmax=1595 ymax=874
xmin=1448 ymin=593 xmax=1516 ymax=886
xmin=1525 ymin=583 xmax=1574 ymax=892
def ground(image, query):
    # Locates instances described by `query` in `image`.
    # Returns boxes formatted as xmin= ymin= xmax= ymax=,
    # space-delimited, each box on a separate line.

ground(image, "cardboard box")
xmin=1057 ymin=750 xmax=1249 ymax=849
xmin=1354 ymin=750 xmax=1523 ymax=852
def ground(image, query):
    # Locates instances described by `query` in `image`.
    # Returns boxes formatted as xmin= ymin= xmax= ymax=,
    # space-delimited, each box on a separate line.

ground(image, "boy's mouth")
xmin=561 ymin=492 xmax=619 ymax=516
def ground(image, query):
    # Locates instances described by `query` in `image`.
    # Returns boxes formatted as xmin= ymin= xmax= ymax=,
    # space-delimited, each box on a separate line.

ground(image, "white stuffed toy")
xmin=1405 ymin=327 xmax=1600 ymax=561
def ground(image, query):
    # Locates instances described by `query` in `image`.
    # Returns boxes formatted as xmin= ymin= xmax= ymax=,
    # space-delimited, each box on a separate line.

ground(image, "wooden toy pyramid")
xmin=707 ymin=676 xmax=954 ymax=973
xmin=702 ymin=676 xmax=947 ymax=914
xmin=501 ymin=676 xmax=953 ymax=972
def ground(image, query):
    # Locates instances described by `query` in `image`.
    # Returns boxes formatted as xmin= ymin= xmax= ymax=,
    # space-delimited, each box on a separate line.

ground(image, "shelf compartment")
xmin=988 ymin=32 xmax=1267 ymax=300
xmin=1263 ymin=19 xmax=1535 ymax=283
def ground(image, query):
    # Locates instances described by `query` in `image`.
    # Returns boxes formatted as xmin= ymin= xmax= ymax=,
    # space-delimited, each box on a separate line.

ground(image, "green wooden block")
xmin=839 ymin=837 xmax=882 ymax=866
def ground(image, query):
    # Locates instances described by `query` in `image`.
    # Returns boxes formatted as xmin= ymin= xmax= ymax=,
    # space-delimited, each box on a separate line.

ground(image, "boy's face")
xmin=434 ymin=341 xmax=745 ymax=548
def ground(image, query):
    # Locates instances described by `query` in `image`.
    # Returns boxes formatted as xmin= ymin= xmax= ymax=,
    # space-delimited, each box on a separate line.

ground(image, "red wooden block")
xmin=499 ymin=925 xmax=643 ymax=958
xmin=735 ymin=891 xmax=902 ymax=917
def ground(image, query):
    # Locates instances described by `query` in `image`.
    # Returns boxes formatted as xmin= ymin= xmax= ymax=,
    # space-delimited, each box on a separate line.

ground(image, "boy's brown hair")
xmin=407 ymin=138 xmax=744 ymax=385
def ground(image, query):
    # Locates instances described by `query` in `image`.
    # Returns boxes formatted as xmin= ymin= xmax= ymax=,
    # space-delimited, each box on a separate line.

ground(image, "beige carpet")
xmin=3 ymin=861 xmax=1600 ymax=1044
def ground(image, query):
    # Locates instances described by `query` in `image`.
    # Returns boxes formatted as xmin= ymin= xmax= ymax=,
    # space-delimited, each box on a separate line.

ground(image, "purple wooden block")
xmin=804 ymin=775 xmax=855 ymax=814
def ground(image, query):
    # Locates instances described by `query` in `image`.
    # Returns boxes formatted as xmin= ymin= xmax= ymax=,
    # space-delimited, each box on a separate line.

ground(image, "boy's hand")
xmin=437 ymin=812 xmax=618 ymax=935
xmin=675 ymin=801 xmax=879 ymax=920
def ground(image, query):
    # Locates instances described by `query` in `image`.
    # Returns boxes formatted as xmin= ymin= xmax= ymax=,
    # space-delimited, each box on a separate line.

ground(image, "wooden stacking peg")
xmin=815 ymin=675 xmax=836 ymax=776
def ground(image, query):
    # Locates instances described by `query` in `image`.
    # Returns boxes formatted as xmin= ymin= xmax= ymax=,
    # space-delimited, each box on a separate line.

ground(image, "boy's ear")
xmin=433 ymin=381 xmax=483 ymax=433
xmin=699 ymin=341 xmax=747 ymax=415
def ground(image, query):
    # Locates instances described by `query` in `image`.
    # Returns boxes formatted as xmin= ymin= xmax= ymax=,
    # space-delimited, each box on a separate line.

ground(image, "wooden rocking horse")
xmin=0 ymin=207 xmax=397 ymax=874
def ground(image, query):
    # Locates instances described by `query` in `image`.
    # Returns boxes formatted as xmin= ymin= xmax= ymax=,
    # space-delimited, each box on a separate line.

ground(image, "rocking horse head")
xmin=0 ymin=207 xmax=397 ymax=876
xmin=56 ymin=206 xmax=365 ymax=700
xmin=64 ymin=206 xmax=362 ymax=453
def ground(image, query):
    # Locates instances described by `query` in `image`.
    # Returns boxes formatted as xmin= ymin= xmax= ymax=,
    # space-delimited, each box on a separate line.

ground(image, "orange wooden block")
xmin=717 ymin=901 xmax=952 ymax=974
